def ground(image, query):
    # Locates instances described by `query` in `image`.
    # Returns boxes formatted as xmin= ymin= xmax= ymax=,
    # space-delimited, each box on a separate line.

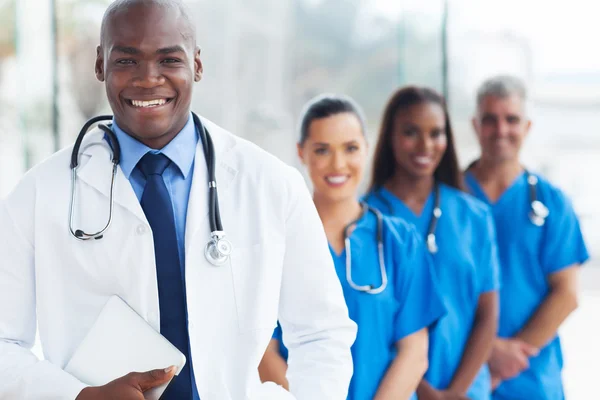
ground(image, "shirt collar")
xmin=111 ymin=113 xmax=197 ymax=179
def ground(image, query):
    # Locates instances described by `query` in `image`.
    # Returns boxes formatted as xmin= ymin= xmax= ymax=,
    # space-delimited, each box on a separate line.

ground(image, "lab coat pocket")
xmin=230 ymin=242 xmax=283 ymax=333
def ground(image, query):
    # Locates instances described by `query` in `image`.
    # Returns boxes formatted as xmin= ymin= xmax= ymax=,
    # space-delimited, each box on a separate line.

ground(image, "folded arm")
xmin=515 ymin=265 xmax=579 ymax=348
xmin=448 ymin=291 xmax=498 ymax=394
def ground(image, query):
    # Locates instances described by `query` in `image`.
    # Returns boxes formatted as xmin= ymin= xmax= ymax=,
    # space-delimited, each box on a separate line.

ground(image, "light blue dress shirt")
xmin=111 ymin=113 xmax=200 ymax=399
xmin=111 ymin=113 xmax=198 ymax=270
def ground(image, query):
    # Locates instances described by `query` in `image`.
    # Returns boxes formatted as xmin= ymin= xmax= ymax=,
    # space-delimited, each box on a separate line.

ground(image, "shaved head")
xmin=95 ymin=0 xmax=203 ymax=149
xmin=100 ymin=0 xmax=196 ymax=48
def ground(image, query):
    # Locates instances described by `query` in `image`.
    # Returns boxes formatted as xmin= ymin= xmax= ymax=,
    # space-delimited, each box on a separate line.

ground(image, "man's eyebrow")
xmin=156 ymin=45 xmax=186 ymax=54
xmin=109 ymin=45 xmax=187 ymax=55
xmin=111 ymin=46 xmax=140 ymax=55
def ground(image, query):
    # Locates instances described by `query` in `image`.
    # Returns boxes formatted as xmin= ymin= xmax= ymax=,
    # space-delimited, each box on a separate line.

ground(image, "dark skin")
xmin=95 ymin=1 xmax=203 ymax=150
xmin=77 ymin=367 xmax=177 ymax=400
xmin=77 ymin=1 xmax=201 ymax=398
xmin=416 ymin=293 xmax=498 ymax=400
xmin=258 ymin=339 xmax=289 ymax=390
xmin=386 ymin=102 xmax=498 ymax=400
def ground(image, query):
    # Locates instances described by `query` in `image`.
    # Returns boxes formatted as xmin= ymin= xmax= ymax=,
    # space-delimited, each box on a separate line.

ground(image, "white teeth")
xmin=326 ymin=176 xmax=349 ymax=184
xmin=414 ymin=156 xmax=432 ymax=165
xmin=131 ymin=99 xmax=167 ymax=107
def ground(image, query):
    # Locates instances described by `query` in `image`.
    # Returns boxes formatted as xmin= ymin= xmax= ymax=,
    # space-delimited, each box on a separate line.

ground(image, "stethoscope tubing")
xmin=68 ymin=113 xmax=229 ymax=262
xmin=344 ymin=203 xmax=388 ymax=294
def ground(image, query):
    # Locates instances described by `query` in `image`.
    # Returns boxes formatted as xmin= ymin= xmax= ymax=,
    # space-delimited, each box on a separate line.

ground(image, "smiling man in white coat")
xmin=0 ymin=0 xmax=356 ymax=399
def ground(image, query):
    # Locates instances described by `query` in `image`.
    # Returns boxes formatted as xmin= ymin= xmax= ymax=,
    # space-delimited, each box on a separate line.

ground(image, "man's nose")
xmin=496 ymin=119 xmax=510 ymax=137
xmin=132 ymin=62 xmax=165 ymax=88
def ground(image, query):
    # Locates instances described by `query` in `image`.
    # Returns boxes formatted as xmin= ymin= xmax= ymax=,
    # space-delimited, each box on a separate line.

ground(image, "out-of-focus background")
xmin=1 ymin=0 xmax=599 ymax=397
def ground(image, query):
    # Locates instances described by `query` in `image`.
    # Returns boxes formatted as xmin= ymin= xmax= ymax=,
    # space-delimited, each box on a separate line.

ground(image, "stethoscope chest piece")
xmin=427 ymin=233 xmax=438 ymax=254
xmin=527 ymin=173 xmax=539 ymax=186
xmin=530 ymin=200 xmax=549 ymax=226
xmin=426 ymin=189 xmax=442 ymax=254
xmin=526 ymin=172 xmax=549 ymax=227
xmin=205 ymin=233 xmax=232 ymax=266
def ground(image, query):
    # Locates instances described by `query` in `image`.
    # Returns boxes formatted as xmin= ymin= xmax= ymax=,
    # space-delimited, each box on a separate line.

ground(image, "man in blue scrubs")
xmin=465 ymin=75 xmax=589 ymax=400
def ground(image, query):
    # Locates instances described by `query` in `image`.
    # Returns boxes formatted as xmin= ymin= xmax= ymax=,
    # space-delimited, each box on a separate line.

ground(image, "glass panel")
xmin=56 ymin=0 xmax=112 ymax=147
xmin=0 ymin=0 xmax=20 ymax=197
xmin=16 ymin=0 xmax=55 ymax=171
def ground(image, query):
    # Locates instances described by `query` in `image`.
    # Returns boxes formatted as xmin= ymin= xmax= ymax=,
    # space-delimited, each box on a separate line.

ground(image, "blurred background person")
xmin=364 ymin=86 xmax=499 ymax=400
xmin=259 ymin=94 xmax=446 ymax=400
xmin=465 ymin=75 xmax=589 ymax=400
xmin=3 ymin=0 xmax=599 ymax=397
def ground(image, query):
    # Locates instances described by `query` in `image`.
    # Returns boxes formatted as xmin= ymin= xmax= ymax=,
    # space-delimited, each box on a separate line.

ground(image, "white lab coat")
xmin=0 ymin=116 xmax=357 ymax=400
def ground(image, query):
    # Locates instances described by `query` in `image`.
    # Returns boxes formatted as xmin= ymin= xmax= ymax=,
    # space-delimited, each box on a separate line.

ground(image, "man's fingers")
xmin=134 ymin=366 xmax=176 ymax=392
xmin=498 ymin=354 xmax=527 ymax=379
xmin=515 ymin=352 xmax=530 ymax=371
xmin=519 ymin=341 xmax=539 ymax=357
xmin=491 ymin=376 xmax=502 ymax=390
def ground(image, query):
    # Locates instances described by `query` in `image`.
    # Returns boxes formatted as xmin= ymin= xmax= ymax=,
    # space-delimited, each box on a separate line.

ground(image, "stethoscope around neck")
xmin=526 ymin=172 xmax=549 ymax=227
xmin=466 ymin=162 xmax=549 ymax=227
xmin=367 ymin=183 xmax=442 ymax=254
xmin=345 ymin=191 xmax=441 ymax=295
xmin=343 ymin=203 xmax=388 ymax=294
xmin=369 ymin=166 xmax=549 ymax=258
xmin=68 ymin=112 xmax=232 ymax=267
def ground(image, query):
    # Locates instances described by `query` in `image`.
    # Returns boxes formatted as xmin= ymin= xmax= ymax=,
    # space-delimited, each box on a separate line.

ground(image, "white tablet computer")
xmin=65 ymin=296 xmax=187 ymax=400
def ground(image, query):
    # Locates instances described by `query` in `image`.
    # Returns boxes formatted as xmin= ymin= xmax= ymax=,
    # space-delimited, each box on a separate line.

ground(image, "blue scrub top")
xmin=465 ymin=171 xmax=589 ymax=400
xmin=365 ymin=184 xmax=501 ymax=400
xmin=273 ymin=208 xmax=445 ymax=400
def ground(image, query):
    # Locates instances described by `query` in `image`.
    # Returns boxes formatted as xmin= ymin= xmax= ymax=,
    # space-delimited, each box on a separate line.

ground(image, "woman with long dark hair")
xmin=365 ymin=86 xmax=500 ymax=400
xmin=258 ymin=94 xmax=445 ymax=399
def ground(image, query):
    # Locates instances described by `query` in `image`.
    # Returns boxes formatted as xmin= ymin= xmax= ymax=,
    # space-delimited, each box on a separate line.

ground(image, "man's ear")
xmin=194 ymin=47 xmax=203 ymax=82
xmin=524 ymin=119 xmax=532 ymax=138
xmin=95 ymin=45 xmax=105 ymax=82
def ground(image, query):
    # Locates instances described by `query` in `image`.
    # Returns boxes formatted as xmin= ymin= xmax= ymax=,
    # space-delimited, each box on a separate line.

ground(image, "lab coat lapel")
xmin=184 ymin=117 xmax=237 ymax=254
xmin=75 ymin=128 xmax=147 ymax=224
xmin=184 ymin=118 xmax=239 ymax=396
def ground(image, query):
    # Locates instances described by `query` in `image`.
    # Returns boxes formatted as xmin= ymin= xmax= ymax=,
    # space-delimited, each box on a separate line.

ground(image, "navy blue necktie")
xmin=138 ymin=153 xmax=195 ymax=399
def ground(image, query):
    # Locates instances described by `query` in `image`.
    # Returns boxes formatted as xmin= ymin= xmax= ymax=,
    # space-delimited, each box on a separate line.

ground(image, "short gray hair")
xmin=476 ymin=75 xmax=527 ymax=109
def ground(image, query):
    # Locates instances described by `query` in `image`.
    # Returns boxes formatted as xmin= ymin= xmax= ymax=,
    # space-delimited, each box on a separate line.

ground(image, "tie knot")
xmin=138 ymin=152 xmax=172 ymax=177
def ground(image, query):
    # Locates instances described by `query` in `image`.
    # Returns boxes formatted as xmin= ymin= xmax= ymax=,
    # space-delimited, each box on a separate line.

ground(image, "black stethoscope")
xmin=343 ymin=203 xmax=388 ymax=294
xmin=525 ymin=171 xmax=549 ymax=226
xmin=466 ymin=163 xmax=549 ymax=227
xmin=68 ymin=112 xmax=232 ymax=266
xmin=367 ymin=169 xmax=548 ymax=256
xmin=365 ymin=183 xmax=442 ymax=254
